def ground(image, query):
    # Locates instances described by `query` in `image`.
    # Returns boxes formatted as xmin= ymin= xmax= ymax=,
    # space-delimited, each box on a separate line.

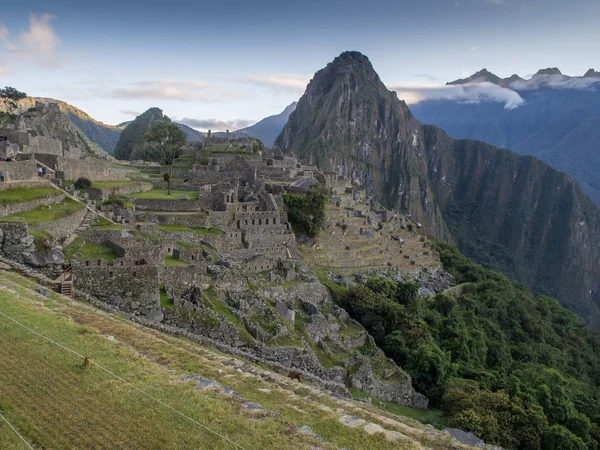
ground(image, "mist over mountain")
xmin=410 ymin=69 xmax=600 ymax=205
xmin=277 ymin=51 xmax=600 ymax=327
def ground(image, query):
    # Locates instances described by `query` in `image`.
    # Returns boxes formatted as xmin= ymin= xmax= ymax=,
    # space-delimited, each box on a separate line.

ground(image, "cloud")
xmin=120 ymin=109 xmax=141 ymax=117
xmin=237 ymin=74 xmax=310 ymax=93
xmin=110 ymin=80 xmax=210 ymax=101
xmin=0 ymin=65 xmax=9 ymax=76
xmin=389 ymin=82 xmax=525 ymax=109
xmin=414 ymin=74 xmax=444 ymax=82
xmin=6 ymin=14 xmax=61 ymax=68
xmin=177 ymin=117 xmax=255 ymax=131
xmin=485 ymin=0 xmax=504 ymax=4
xmin=509 ymin=74 xmax=600 ymax=91
xmin=469 ymin=46 xmax=477 ymax=51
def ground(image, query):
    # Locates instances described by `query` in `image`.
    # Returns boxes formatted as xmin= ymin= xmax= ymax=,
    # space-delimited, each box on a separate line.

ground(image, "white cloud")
xmin=238 ymin=74 xmax=310 ymax=93
xmin=6 ymin=14 xmax=61 ymax=68
xmin=0 ymin=66 xmax=9 ymax=76
xmin=110 ymin=80 xmax=210 ymax=101
xmin=177 ymin=117 xmax=255 ymax=131
xmin=120 ymin=109 xmax=141 ymax=117
xmin=389 ymin=81 xmax=525 ymax=109
xmin=469 ymin=46 xmax=477 ymax=51
xmin=509 ymin=74 xmax=600 ymax=91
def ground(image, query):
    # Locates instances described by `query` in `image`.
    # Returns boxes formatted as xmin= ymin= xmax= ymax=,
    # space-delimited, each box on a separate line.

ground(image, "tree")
xmin=0 ymin=87 xmax=27 ymax=111
xmin=144 ymin=121 xmax=186 ymax=195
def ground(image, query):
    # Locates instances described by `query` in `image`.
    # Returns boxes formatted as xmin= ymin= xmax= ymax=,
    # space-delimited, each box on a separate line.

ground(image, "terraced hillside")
xmin=0 ymin=269 xmax=474 ymax=449
xmin=305 ymin=190 xmax=441 ymax=276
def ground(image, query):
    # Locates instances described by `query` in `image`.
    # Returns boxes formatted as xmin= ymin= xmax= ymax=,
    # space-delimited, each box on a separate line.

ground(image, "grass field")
xmin=160 ymin=224 xmax=223 ymax=235
xmin=91 ymin=181 xmax=151 ymax=190
xmin=129 ymin=189 xmax=199 ymax=200
xmin=0 ymin=186 xmax=62 ymax=205
xmin=63 ymin=237 xmax=120 ymax=262
xmin=0 ymin=270 xmax=453 ymax=449
xmin=1 ymin=198 xmax=84 ymax=225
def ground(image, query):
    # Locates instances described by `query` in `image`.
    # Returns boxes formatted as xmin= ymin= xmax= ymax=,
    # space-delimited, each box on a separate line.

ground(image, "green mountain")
xmin=113 ymin=107 xmax=170 ymax=160
xmin=276 ymin=51 xmax=600 ymax=328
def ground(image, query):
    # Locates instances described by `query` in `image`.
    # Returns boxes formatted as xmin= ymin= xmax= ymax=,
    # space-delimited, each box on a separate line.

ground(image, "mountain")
xmin=410 ymin=68 xmax=600 ymax=206
xmin=175 ymin=122 xmax=204 ymax=142
xmin=113 ymin=107 xmax=167 ymax=160
xmin=215 ymin=102 xmax=297 ymax=148
xmin=12 ymin=97 xmax=122 ymax=154
xmin=446 ymin=68 xmax=507 ymax=87
xmin=276 ymin=51 xmax=600 ymax=327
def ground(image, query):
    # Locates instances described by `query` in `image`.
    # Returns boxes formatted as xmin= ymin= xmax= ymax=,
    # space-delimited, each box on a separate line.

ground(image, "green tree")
xmin=0 ymin=86 xmax=27 ymax=111
xmin=145 ymin=121 xmax=186 ymax=195
xmin=544 ymin=425 xmax=588 ymax=450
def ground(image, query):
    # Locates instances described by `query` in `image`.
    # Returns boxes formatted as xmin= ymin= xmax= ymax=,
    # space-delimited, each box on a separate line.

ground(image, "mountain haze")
xmin=277 ymin=51 xmax=600 ymax=327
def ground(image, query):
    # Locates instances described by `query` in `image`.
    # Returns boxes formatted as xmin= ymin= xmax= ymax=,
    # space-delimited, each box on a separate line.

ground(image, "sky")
xmin=0 ymin=0 xmax=599 ymax=130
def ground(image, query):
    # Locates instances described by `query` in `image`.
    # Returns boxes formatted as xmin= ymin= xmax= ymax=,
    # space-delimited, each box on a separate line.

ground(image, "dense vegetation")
xmin=113 ymin=107 xmax=168 ymax=160
xmin=340 ymin=243 xmax=600 ymax=449
xmin=282 ymin=189 xmax=327 ymax=237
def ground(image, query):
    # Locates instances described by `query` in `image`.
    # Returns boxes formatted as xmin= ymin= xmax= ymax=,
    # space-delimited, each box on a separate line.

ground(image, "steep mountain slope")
xmin=276 ymin=51 xmax=600 ymax=327
xmin=410 ymin=69 xmax=600 ymax=205
xmin=219 ymin=102 xmax=297 ymax=148
xmin=176 ymin=122 xmax=204 ymax=141
xmin=13 ymin=97 xmax=122 ymax=154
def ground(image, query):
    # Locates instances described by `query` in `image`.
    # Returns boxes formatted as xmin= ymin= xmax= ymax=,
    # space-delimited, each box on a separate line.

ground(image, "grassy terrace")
xmin=0 ymin=186 xmax=61 ymax=205
xmin=1 ymin=198 xmax=84 ymax=225
xmin=129 ymin=189 xmax=200 ymax=200
xmin=164 ymin=254 xmax=188 ymax=267
xmin=160 ymin=224 xmax=223 ymax=235
xmin=63 ymin=237 xmax=120 ymax=262
xmin=0 ymin=270 xmax=452 ymax=449
xmin=91 ymin=181 xmax=152 ymax=189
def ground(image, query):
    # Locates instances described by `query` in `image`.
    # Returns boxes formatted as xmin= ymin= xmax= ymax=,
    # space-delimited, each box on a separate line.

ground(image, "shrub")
xmin=74 ymin=177 xmax=92 ymax=189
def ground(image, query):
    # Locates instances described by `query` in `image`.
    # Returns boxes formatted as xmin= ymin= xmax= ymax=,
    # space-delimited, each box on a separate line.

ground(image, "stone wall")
xmin=134 ymin=198 xmax=211 ymax=212
xmin=34 ymin=154 xmax=129 ymax=181
xmin=73 ymin=262 xmax=162 ymax=321
xmin=35 ymin=206 xmax=87 ymax=241
xmin=161 ymin=265 xmax=206 ymax=287
xmin=136 ymin=211 xmax=210 ymax=227
xmin=0 ymin=193 xmax=64 ymax=217
xmin=0 ymin=223 xmax=35 ymax=263
xmin=87 ymin=183 xmax=153 ymax=201
xmin=0 ymin=160 xmax=39 ymax=182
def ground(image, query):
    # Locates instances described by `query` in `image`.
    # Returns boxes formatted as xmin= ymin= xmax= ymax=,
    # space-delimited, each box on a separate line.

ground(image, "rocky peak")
xmin=447 ymin=68 xmax=504 ymax=86
xmin=584 ymin=68 xmax=600 ymax=78
xmin=534 ymin=67 xmax=563 ymax=76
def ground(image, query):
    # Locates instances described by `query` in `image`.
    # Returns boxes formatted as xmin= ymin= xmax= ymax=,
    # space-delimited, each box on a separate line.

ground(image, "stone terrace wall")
xmin=136 ymin=211 xmax=210 ymax=227
xmin=73 ymin=262 xmax=162 ymax=321
xmin=0 ymin=223 xmax=35 ymax=263
xmin=87 ymin=183 xmax=153 ymax=201
xmin=135 ymin=198 xmax=211 ymax=212
xmin=0 ymin=194 xmax=64 ymax=217
xmin=0 ymin=160 xmax=39 ymax=182
xmin=35 ymin=206 xmax=87 ymax=241
xmin=0 ymin=180 xmax=51 ymax=192
xmin=34 ymin=154 xmax=128 ymax=181
xmin=161 ymin=265 xmax=206 ymax=287
xmin=80 ymin=229 xmax=125 ymax=245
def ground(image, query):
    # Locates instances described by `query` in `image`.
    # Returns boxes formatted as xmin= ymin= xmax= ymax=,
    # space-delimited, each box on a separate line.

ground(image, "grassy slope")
xmin=63 ymin=237 xmax=120 ymax=262
xmin=1 ymin=198 xmax=84 ymax=225
xmin=159 ymin=224 xmax=223 ymax=235
xmin=0 ymin=270 xmax=458 ymax=450
xmin=0 ymin=187 xmax=61 ymax=205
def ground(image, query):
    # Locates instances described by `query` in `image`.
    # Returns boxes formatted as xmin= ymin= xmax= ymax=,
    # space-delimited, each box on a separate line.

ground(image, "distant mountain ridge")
xmin=277 ymin=51 xmax=600 ymax=328
xmin=410 ymin=67 xmax=600 ymax=206
xmin=215 ymin=102 xmax=297 ymax=148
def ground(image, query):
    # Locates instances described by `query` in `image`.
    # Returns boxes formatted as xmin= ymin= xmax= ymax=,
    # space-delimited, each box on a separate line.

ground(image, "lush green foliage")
xmin=113 ymin=107 xmax=167 ymax=160
xmin=74 ymin=177 xmax=92 ymax=189
xmin=340 ymin=243 xmax=600 ymax=449
xmin=0 ymin=187 xmax=60 ymax=205
xmin=282 ymin=189 xmax=327 ymax=237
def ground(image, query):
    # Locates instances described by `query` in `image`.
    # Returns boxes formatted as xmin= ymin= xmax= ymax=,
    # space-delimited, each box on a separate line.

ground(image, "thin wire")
xmin=0 ymin=412 xmax=35 ymax=450
xmin=0 ymin=310 xmax=247 ymax=450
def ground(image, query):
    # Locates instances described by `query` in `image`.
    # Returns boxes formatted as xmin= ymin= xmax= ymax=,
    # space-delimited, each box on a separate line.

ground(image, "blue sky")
xmin=1 ymin=0 xmax=599 ymax=129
